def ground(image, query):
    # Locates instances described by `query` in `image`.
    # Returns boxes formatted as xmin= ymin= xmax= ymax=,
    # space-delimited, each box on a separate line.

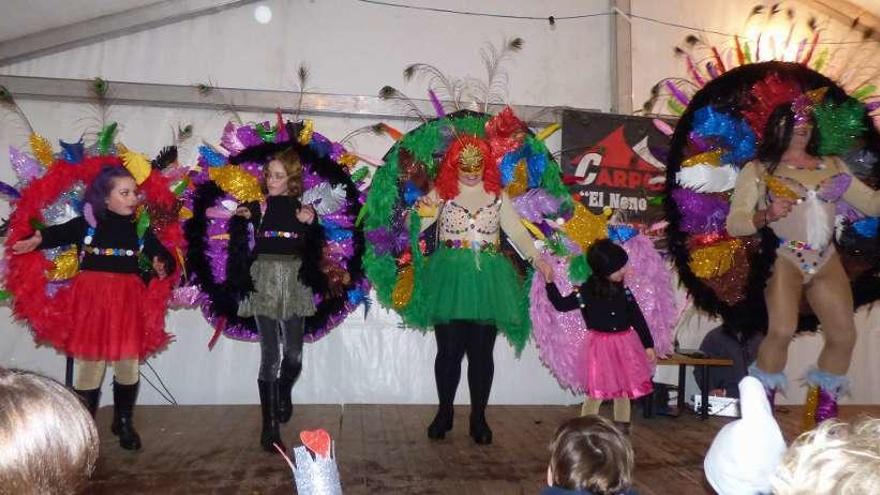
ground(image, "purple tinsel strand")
xmin=512 ymin=189 xmax=562 ymax=223
xmin=220 ymin=122 xmax=245 ymax=154
xmin=302 ymin=171 xmax=323 ymax=191
xmin=818 ymin=174 xmax=852 ymax=202
xmin=671 ymin=188 xmax=730 ymax=234
xmin=9 ymin=147 xmax=43 ymax=184
xmin=687 ymin=132 xmax=712 ymax=152
xmin=236 ymin=126 xmax=264 ymax=148
xmin=329 ymin=142 xmax=346 ymax=161
xmin=365 ymin=227 xmax=407 ymax=255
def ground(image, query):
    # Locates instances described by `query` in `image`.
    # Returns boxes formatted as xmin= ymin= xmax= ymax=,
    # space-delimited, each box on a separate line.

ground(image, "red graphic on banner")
xmin=571 ymin=126 xmax=664 ymax=192
xmin=568 ymin=125 xmax=665 ymax=215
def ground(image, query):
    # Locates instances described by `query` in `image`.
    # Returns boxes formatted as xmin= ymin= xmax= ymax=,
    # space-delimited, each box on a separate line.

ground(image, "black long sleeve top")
xmin=38 ymin=211 xmax=172 ymax=274
xmin=545 ymin=281 xmax=655 ymax=349
xmin=242 ymin=196 xmax=316 ymax=256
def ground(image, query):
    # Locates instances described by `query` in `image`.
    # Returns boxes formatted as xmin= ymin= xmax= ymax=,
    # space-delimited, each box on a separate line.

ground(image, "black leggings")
xmin=434 ymin=321 xmax=498 ymax=418
xmin=256 ymin=315 xmax=305 ymax=382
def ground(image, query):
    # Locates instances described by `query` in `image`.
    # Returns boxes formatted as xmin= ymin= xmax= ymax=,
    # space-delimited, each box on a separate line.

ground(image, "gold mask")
xmin=458 ymin=144 xmax=484 ymax=174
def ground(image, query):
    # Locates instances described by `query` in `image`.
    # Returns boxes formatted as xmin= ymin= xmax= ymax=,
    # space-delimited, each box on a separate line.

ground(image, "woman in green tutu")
xmin=411 ymin=134 xmax=553 ymax=444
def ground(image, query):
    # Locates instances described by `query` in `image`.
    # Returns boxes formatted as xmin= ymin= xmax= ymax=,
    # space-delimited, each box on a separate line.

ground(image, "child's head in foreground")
xmin=547 ymin=415 xmax=634 ymax=495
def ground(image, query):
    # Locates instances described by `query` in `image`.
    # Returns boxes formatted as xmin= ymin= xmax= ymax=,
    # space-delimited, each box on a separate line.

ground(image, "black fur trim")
xmin=152 ymin=146 xmax=177 ymax=170
xmin=184 ymin=181 xmax=256 ymax=332
xmin=298 ymin=222 xmax=329 ymax=294
xmin=225 ymin=214 xmax=255 ymax=299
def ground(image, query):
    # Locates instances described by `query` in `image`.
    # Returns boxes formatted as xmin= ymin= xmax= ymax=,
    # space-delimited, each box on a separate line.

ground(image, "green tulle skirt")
xmin=404 ymin=247 xmax=530 ymax=351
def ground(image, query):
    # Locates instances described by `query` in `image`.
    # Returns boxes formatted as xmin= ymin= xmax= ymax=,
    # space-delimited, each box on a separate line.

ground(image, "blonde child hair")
xmin=772 ymin=418 xmax=880 ymax=495
xmin=0 ymin=368 xmax=99 ymax=495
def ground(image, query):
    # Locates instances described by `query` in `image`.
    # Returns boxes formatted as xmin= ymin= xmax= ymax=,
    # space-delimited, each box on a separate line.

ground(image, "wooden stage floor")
xmin=87 ymin=403 xmax=880 ymax=494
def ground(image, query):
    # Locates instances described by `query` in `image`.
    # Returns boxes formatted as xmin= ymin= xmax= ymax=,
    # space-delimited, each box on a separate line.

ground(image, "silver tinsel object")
xmin=292 ymin=442 xmax=342 ymax=495
xmin=42 ymin=183 xmax=85 ymax=226
xmin=302 ymin=182 xmax=347 ymax=216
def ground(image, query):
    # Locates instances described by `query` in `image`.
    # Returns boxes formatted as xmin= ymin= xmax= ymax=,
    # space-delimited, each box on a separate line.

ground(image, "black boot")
xmin=277 ymin=361 xmax=301 ymax=424
xmin=258 ymin=379 xmax=285 ymax=453
xmin=469 ymin=411 xmax=493 ymax=445
xmin=74 ymin=388 xmax=101 ymax=418
xmin=110 ymin=381 xmax=142 ymax=451
xmin=427 ymin=404 xmax=454 ymax=440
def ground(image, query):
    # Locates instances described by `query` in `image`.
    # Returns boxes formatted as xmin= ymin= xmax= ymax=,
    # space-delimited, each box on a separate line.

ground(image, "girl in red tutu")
xmin=12 ymin=165 xmax=174 ymax=451
xmin=543 ymin=239 xmax=656 ymax=434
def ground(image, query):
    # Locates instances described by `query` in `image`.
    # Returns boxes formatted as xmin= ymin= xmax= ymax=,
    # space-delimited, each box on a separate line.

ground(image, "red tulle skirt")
xmin=33 ymin=271 xmax=172 ymax=361
xmin=582 ymin=328 xmax=654 ymax=400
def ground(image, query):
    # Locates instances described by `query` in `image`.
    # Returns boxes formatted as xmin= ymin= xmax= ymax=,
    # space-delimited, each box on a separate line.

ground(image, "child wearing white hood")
xmin=703 ymin=376 xmax=787 ymax=495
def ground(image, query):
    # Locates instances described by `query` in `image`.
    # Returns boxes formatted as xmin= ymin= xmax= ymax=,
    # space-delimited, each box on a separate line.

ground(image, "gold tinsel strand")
xmin=681 ymin=149 xmax=723 ymax=168
xmin=209 ymin=165 xmax=264 ymax=203
xmin=339 ymin=153 xmax=358 ymax=168
xmin=47 ymin=247 xmax=79 ymax=281
xmin=561 ymin=201 xmax=608 ymax=251
xmin=298 ymin=119 xmax=314 ymax=145
xmin=120 ymin=147 xmax=152 ymax=185
xmin=802 ymin=385 xmax=820 ymax=431
xmin=179 ymin=207 xmax=194 ymax=220
xmin=765 ymin=175 xmax=801 ymax=201
xmin=688 ymin=239 xmax=741 ymax=278
xmin=29 ymin=133 xmax=54 ymax=166
xmin=391 ymin=265 xmax=414 ymax=309
xmin=521 ymin=219 xmax=546 ymax=240
xmin=505 ymin=160 xmax=529 ymax=197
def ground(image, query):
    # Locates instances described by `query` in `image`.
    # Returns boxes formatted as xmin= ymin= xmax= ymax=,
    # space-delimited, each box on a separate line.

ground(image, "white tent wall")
xmin=1 ymin=0 xmax=879 ymax=407
xmin=0 ymin=0 xmax=610 ymax=109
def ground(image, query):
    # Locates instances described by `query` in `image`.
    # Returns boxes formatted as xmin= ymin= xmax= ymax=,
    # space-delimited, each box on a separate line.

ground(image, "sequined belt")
xmin=83 ymin=245 xmax=141 ymax=257
xmin=441 ymin=239 xmax=499 ymax=252
xmin=82 ymin=226 xmax=143 ymax=257
xmin=261 ymin=230 xmax=300 ymax=239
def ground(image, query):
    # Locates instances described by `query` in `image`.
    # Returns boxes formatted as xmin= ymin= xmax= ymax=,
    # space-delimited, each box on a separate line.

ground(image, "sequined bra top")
xmin=438 ymin=197 xmax=502 ymax=250
xmin=765 ymin=171 xmax=852 ymax=252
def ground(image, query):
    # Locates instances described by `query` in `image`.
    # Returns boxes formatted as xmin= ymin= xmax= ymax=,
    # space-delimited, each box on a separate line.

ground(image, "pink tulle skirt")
xmin=583 ymin=328 xmax=654 ymax=400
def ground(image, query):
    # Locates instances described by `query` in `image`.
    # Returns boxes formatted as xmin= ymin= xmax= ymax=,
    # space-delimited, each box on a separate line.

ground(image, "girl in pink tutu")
xmin=543 ymin=239 xmax=656 ymax=433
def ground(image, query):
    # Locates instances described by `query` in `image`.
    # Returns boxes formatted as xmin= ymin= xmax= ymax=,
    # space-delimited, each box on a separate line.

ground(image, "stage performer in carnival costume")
xmin=3 ymin=123 xmax=185 ymax=451
xmin=182 ymin=117 xmax=368 ymax=452
xmin=727 ymin=93 xmax=880 ymax=425
xmin=652 ymin=18 xmax=880 ymax=428
xmin=409 ymin=133 xmax=554 ymax=444
xmin=362 ymin=39 xmax=593 ymax=445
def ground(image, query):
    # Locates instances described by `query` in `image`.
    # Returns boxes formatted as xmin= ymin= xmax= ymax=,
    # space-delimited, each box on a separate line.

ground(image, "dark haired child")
xmin=12 ymin=165 xmax=174 ymax=451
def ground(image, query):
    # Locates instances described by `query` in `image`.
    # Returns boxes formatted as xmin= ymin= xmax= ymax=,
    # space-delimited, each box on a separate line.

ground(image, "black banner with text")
xmin=561 ymin=110 xmax=671 ymax=225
